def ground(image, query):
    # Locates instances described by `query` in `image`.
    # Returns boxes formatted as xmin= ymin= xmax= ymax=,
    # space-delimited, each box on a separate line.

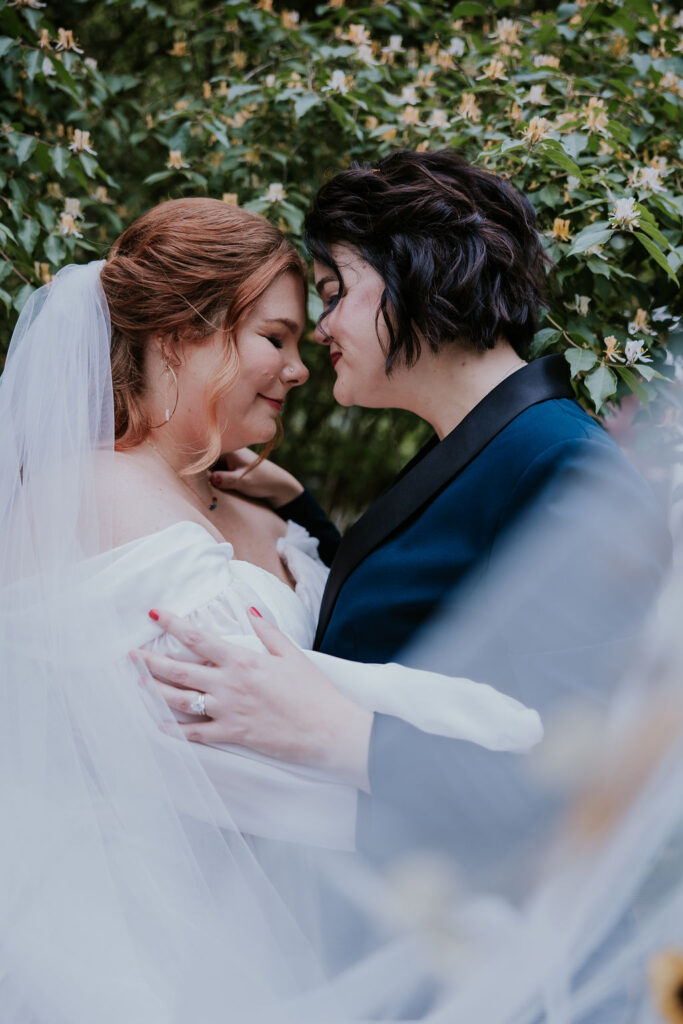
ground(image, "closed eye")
xmin=265 ymin=335 xmax=283 ymax=349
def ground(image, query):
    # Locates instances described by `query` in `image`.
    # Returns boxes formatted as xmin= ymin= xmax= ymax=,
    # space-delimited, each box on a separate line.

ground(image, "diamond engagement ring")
xmin=189 ymin=692 xmax=207 ymax=717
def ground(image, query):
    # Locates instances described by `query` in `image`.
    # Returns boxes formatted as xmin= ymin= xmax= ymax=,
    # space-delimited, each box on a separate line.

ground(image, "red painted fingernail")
xmin=249 ymin=606 xmax=262 ymax=618
xmin=149 ymin=609 xmax=160 ymax=621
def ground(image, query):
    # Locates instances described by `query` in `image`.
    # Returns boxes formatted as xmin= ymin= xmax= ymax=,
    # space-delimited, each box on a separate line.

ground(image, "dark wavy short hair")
xmin=304 ymin=149 xmax=550 ymax=371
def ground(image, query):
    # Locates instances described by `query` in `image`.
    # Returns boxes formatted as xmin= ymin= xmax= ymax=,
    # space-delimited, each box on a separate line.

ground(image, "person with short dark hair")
xmin=157 ymin=149 xmax=670 ymax=875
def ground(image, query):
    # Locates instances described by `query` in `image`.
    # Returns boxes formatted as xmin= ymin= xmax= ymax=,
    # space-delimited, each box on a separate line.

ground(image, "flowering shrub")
xmin=1 ymin=0 xmax=681 ymax=515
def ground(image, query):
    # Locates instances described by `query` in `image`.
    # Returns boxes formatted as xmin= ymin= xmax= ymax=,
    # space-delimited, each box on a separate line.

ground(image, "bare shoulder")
xmin=94 ymin=449 xmax=213 ymax=548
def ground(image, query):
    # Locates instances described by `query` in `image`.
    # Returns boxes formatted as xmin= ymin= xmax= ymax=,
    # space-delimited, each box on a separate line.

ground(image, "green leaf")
xmin=13 ymin=282 xmax=35 ymax=314
xmin=0 ymin=37 xmax=15 ymax=58
xmin=51 ymin=147 xmax=70 ymax=177
xmin=636 ymin=217 xmax=672 ymax=252
xmin=43 ymin=233 xmax=66 ymax=264
xmin=561 ymin=133 xmax=588 ymax=160
xmin=567 ymin=222 xmax=612 ymax=256
xmin=18 ymin=218 xmax=41 ymax=256
xmin=565 ymin=348 xmax=598 ymax=378
xmin=538 ymin=139 xmax=581 ymax=178
xmin=615 ymin=365 xmax=650 ymax=405
xmin=142 ymin=170 xmax=175 ymax=184
xmin=12 ymin=134 xmax=37 ymax=166
xmin=529 ymin=327 xmax=561 ymax=358
xmin=24 ymin=47 xmax=41 ymax=81
xmin=293 ymin=94 xmax=321 ymax=119
xmin=634 ymin=232 xmax=679 ymax=284
xmin=451 ymin=1 xmax=486 ymax=14
xmin=585 ymin=364 xmax=617 ymax=412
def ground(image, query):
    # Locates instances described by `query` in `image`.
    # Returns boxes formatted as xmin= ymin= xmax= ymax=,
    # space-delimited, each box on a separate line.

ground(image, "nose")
xmin=283 ymin=351 xmax=309 ymax=387
xmin=313 ymin=318 xmax=332 ymax=347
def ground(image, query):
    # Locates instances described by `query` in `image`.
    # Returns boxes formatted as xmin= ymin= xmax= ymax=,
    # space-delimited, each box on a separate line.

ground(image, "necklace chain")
xmin=145 ymin=439 xmax=218 ymax=512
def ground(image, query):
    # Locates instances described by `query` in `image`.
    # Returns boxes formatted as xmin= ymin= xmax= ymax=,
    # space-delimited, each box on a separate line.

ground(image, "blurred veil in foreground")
xmin=0 ymin=260 xmax=681 ymax=1024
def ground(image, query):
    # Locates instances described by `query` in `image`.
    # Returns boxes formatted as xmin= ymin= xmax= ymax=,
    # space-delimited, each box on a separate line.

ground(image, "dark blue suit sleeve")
xmin=275 ymin=488 xmax=341 ymax=568
xmin=357 ymin=439 xmax=672 ymax=877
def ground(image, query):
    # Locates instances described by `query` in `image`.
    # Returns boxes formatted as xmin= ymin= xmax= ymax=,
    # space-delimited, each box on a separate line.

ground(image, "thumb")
xmin=248 ymin=607 xmax=298 ymax=658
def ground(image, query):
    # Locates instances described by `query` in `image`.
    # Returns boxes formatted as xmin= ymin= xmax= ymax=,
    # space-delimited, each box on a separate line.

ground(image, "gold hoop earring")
xmin=151 ymin=359 xmax=179 ymax=429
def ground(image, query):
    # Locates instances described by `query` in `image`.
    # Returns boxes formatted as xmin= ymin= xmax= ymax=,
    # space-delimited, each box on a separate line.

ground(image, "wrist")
xmin=317 ymin=699 xmax=373 ymax=792
xmin=271 ymin=477 xmax=304 ymax=509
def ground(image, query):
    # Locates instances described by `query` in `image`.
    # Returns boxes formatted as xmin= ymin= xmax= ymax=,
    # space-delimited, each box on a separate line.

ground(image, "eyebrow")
xmin=314 ymin=275 xmax=338 ymax=297
xmin=261 ymin=317 xmax=303 ymax=333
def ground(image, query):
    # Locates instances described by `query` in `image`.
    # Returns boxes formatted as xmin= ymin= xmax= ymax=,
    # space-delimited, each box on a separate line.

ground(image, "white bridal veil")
xmin=2 ymin=261 xmax=683 ymax=1023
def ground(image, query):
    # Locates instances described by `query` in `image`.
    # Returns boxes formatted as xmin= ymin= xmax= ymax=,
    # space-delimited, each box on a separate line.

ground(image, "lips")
xmin=258 ymin=394 xmax=284 ymax=411
xmin=330 ymin=352 xmax=342 ymax=369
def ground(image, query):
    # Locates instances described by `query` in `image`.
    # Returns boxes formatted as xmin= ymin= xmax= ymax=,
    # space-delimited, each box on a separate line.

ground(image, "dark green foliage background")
xmin=1 ymin=0 xmax=681 ymax=517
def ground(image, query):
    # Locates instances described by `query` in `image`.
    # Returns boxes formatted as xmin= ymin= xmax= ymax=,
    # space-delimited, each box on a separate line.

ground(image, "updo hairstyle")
xmin=304 ymin=149 xmax=549 ymax=372
xmin=100 ymin=198 xmax=306 ymax=472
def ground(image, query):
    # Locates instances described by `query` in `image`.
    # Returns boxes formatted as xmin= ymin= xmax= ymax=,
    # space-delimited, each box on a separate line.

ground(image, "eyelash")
xmin=266 ymin=336 xmax=283 ymax=349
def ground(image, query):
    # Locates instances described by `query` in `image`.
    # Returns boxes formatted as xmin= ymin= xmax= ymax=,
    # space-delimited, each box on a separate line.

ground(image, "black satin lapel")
xmin=313 ymin=355 xmax=574 ymax=650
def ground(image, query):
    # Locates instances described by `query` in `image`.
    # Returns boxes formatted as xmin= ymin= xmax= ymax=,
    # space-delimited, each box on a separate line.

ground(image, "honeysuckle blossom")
xmin=528 ymin=85 xmax=549 ymax=105
xmin=63 ymin=198 xmax=83 ymax=220
xmin=673 ymin=11 xmax=683 ymax=28
xmin=427 ymin=109 xmax=449 ymax=129
xmin=34 ymin=262 xmax=54 ymax=285
xmin=222 ymin=193 xmax=238 ymax=205
xmin=264 ymin=74 xmax=276 ymax=87
xmin=42 ymin=57 xmax=56 ymax=76
xmin=58 ymin=212 xmax=83 ymax=238
xmin=506 ymin=101 xmax=523 ymax=123
xmin=92 ymin=186 xmax=112 ymax=204
xmin=551 ymin=218 xmax=572 ymax=242
xmin=400 ymin=84 xmax=419 ymax=105
xmin=256 ymin=0 xmax=273 ymax=10
xmin=12 ymin=0 xmax=45 ymax=8
xmin=494 ymin=18 xmax=521 ymax=45
xmin=534 ymin=54 xmax=560 ymax=68
xmin=631 ymin=165 xmax=665 ymax=193
xmin=168 ymin=41 xmax=187 ymax=57
xmin=38 ymin=28 xmax=50 ymax=48
xmin=166 ymin=150 xmax=189 ymax=169
xmin=68 ymin=130 xmax=97 ymax=155
xmin=609 ymin=197 xmax=640 ymax=230
xmin=447 ymin=37 xmax=466 ymax=57
xmin=345 ymin=23 xmax=371 ymax=46
xmin=477 ymin=58 xmax=507 ymax=81
xmin=522 ymin=115 xmax=552 ymax=144
xmin=354 ymin=44 xmax=376 ymax=65
xmin=84 ymin=57 xmax=97 ymax=71
xmin=573 ymin=294 xmax=591 ymax=316
xmin=658 ymin=72 xmax=682 ymax=97
xmin=202 ymin=81 xmax=212 ymax=99
xmin=262 ymin=182 xmax=287 ymax=203
xmin=383 ymin=35 xmax=404 ymax=54
xmin=603 ymin=336 xmax=625 ymax=362
xmin=628 ymin=308 xmax=655 ymax=336
xmin=324 ymin=70 xmax=351 ymax=94
xmin=608 ymin=31 xmax=629 ymax=59
xmin=566 ymin=175 xmax=581 ymax=192
xmin=624 ymin=339 xmax=652 ymax=364
xmin=280 ymin=10 xmax=299 ymax=29
xmin=584 ymin=97 xmax=609 ymax=134
xmin=55 ymin=28 xmax=83 ymax=53
xmin=457 ymin=92 xmax=482 ymax=123
xmin=402 ymin=105 xmax=420 ymax=125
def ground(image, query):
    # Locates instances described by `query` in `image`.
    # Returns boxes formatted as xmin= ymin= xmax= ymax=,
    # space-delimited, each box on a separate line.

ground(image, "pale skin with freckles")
xmin=139 ymin=246 xmax=528 ymax=793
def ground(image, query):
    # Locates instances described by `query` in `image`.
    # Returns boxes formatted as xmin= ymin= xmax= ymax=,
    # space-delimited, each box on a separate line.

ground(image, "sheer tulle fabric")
xmin=2 ymin=261 xmax=682 ymax=1024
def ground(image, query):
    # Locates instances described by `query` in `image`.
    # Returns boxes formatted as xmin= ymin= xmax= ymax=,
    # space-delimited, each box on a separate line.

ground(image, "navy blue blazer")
xmin=279 ymin=356 xmax=671 ymax=872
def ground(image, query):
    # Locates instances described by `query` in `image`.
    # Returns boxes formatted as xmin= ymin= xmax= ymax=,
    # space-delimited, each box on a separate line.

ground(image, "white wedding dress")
xmin=97 ymin=516 xmax=542 ymax=850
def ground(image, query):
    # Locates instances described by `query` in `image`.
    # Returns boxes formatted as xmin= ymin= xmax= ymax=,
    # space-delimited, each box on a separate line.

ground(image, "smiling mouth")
xmin=258 ymin=394 xmax=284 ymax=411
xmin=330 ymin=352 xmax=342 ymax=369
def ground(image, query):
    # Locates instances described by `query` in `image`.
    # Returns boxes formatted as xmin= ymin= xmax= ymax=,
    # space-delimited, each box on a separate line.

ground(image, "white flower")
xmin=63 ymin=198 xmax=83 ymax=219
xmin=355 ymin=44 xmax=376 ymax=65
xmin=166 ymin=150 xmax=189 ymax=169
xmin=58 ymin=212 xmax=83 ymax=238
xmin=262 ymin=182 xmax=287 ymax=203
xmin=652 ymin=306 xmax=670 ymax=322
xmin=566 ymin=175 xmax=581 ymax=192
xmin=400 ymin=84 xmax=419 ymax=105
xmin=85 ymin=57 xmax=98 ymax=71
xmin=427 ymin=109 xmax=449 ymax=129
xmin=609 ymin=196 xmax=640 ymax=230
xmin=527 ymin=85 xmax=548 ymax=105
xmin=383 ymin=35 xmax=404 ymax=54
xmin=573 ymin=294 xmax=591 ymax=317
xmin=68 ymin=130 xmax=97 ymax=155
xmin=324 ymin=70 xmax=350 ymax=94
xmin=447 ymin=37 xmax=466 ymax=57
xmin=41 ymin=56 xmax=56 ymax=77
xmin=635 ymin=166 xmax=665 ymax=193
xmin=624 ymin=339 xmax=652 ymax=363
xmin=673 ymin=11 xmax=683 ymax=29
